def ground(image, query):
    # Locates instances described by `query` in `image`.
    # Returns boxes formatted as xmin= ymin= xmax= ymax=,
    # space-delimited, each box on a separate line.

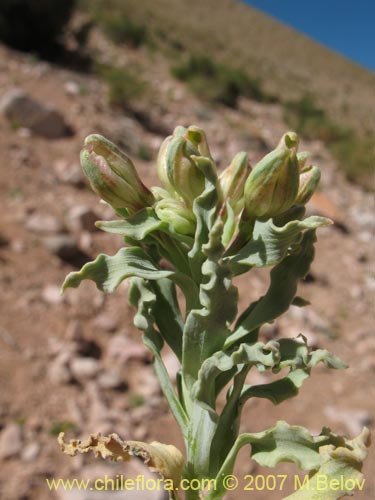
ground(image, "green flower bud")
xmin=185 ymin=125 xmax=212 ymax=158
xmin=277 ymin=131 xmax=299 ymax=150
xmin=81 ymin=134 xmax=154 ymax=213
xmin=156 ymin=126 xmax=205 ymax=206
xmin=155 ymin=199 xmax=196 ymax=236
xmin=244 ymin=133 xmax=300 ymax=219
xmin=297 ymin=151 xmax=310 ymax=170
xmin=151 ymin=186 xmax=171 ymax=201
xmin=295 ymin=165 xmax=321 ymax=205
xmin=219 ymin=152 xmax=251 ymax=215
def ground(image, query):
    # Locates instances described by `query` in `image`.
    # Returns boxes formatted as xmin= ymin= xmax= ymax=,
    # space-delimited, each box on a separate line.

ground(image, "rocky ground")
xmin=0 ymin=29 xmax=374 ymax=500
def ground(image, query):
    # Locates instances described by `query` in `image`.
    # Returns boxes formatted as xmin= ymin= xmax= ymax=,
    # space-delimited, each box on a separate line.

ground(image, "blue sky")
xmin=242 ymin=0 xmax=375 ymax=72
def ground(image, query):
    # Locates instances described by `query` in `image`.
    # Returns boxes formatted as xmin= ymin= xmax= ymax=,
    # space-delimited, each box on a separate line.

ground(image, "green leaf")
xmin=227 ymin=216 xmax=330 ymax=275
xmin=283 ymin=428 xmax=370 ymax=499
xmin=96 ymin=207 xmax=194 ymax=245
xmin=191 ymin=340 xmax=280 ymax=412
xmin=182 ymin=220 xmax=238 ymax=389
xmin=239 ymin=336 xmax=346 ymax=405
xmin=62 ymin=245 xmax=199 ymax=313
xmin=151 ymin=278 xmax=184 ymax=360
xmin=225 ymin=229 xmax=317 ymax=349
xmin=128 ymin=278 xmax=188 ymax=436
xmin=62 ymin=246 xmax=174 ymax=293
xmin=188 ymin=155 xmax=222 ymax=280
xmin=207 ymin=422 xmax=370 ymax=500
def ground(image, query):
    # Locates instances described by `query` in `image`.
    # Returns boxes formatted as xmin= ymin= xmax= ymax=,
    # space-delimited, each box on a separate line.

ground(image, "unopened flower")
xmin=244 ymin=132 xmax=300 ymax=219
xmin=156 ymin=126 xmax=206 ymax=206
xmin=155 ymin=198 xmax=196 ymax=236
xmin=81 ymin=134 xmax=154 ymax=213
xmin=295 ymin=165 xmax=321 ymax=205
xmin=219 ymin=151 xmax=251 ymax=215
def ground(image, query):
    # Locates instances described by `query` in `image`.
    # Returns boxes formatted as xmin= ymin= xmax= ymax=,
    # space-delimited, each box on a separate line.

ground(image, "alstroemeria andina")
xmin=60 ymin=126 xmax=370 ymax=500
xmin=81 ymin=134 xmax=154 ymax=213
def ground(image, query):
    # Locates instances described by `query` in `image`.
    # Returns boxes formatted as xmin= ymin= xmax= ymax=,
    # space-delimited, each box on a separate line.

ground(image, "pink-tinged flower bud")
xmin=81 ymin=134 xmax=154 ymax=213
xmin=295 ymin=165 xmax=321 ymax=205
xmin=155 ymin=198 xmax=196 ymax=236
xmin=156 ymin=126 xmax=205 ymax=206
xmin=219 ymin=152 xmax=251 ymax=215
xmin=244 ymin=132 xmax=300 ymax=219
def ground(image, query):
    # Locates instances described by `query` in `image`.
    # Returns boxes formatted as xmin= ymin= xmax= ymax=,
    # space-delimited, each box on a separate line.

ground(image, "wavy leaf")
xmin=128 ymin=278 xmax=188 ymax=434
xmin=227 ymin=216 xmax=330 ymax=275
xmin=207 ymin=422 xmax=370 ymax=500
xmin=192 ymin=340 xmax=280 ymax=412
xmin=96 ymin=207 xmax=194 ymax=245
xmin=188 ymin=155 xmax=222 ymax=280
xmin=62 ymin=246 xmax=173 ymax=293
xmin=225 ymin=229 xmax=317 ymax=349
xmin=182 ymin=220 xmax=238 ymax=389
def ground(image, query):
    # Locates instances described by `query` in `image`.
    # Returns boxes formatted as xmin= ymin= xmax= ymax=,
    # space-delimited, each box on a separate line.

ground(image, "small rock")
xmin=41 ymin=284 xmax=63 ymax=305
xmin=93 ymin=313 xmax=118 ymax=333
xmin=43 ymin=234 xmax=80 ymax=260
xmin=21 ymin=442 xmax=40 ymax=462
xmin=70 ymin=357 xmax=101 ymax=380
xmin=44 ymin=234 xmax=90 ymax=267
xmin=97 ymin=371 xmax=124 ymax=390
xmin=107 ymin=335 xmax=149 ymax=363
xmin=129 ymin=365 xmax=161 ymax=399
xmin=0 ymin=88 xmax=72 ymax=139
xmin=26 ymin=213 xmax=64 ymax=234
xmin=54 ymin=159 xmax=85 ymax=188
xmin=64 ymin=81 xmax=81 ymax=96
xmin=49 ymin=352 xmax=73 ymax=385
xmin=0 ymin=423 xmax=23 ymax=459
xmin=79 ymin=231 xmax=93 ymax=253
xmin=66 ymin=206 xmax=99 ymax=233
xmin=65 ymin=320 xmax=84 ymax=341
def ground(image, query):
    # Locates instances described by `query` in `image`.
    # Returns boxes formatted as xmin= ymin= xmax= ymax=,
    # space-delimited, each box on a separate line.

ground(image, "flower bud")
xmin=277 ymin=131 xmax=299 ymax=150
xmin=244 ymin=133 xmax=300 ymax=219
xmin=155 ymin=199 xmax=196 ymax=236
xmin=81 ymin=134 xmax=154 ymax=213
xmin=295 ymin=165 xmax=321 ymax=205
xmin=185 ymin=125 xmax=212 ymax=159
xmin=219 ymin=152 xmax=251 ymax=215
xmin=156 ymin=126 xmax=205 ymax=206
xmin=297 ymin=151 xmax=310 ymax=170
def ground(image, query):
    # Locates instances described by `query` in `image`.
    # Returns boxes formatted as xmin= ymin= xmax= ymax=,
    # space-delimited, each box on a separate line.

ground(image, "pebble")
xmin=21 ymin=442 xmax=40 ymax=462
xmin=64 ymin=81 xmax=81 ymax=96
xmin=41 ymin=284 xmax=63 ymax=305
xmin=26 ymin=213 xmax=64 ymax=234
xmin=54 ymin=159 xmax=85 ymax=188
xmin=66 ymin=205 xmax=99 ymax=233
xmin=93 ymin=313 xmax=119 ymax=333
xmin=0 ymin=88 xmax=71 ymax=139
xmin=43 ymin=234 xmax=80 ymax=260
xmin=65 ymin=320 xmax=85 ymax=341
xmin=107 ymin=335 xmax=149 ymax=363
xmin=0 ymin=423 xmax=23 ymax=460
xmin=97 ymin=371 xmax=124 ymax=390
xmin=48 ymin=352 xmax=73 ymax=385
xmin=70 ymin=357 xmax=101 ymax=381
xmin=129 ymin=365 xmax=161 ymax=399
